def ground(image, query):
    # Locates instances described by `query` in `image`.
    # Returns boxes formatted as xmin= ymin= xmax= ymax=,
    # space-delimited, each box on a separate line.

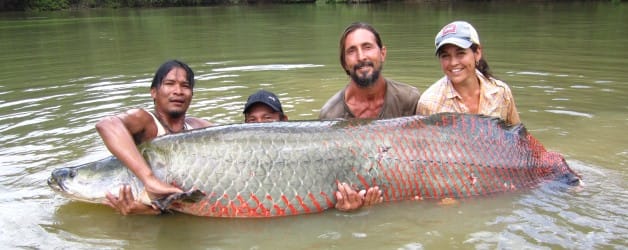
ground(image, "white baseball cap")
xmin=434 ymin=21 xmax=480 ymax=54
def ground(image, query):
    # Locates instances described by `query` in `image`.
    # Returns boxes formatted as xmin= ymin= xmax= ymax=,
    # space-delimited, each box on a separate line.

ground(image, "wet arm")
xmin=95 ymin=110 xmax=181 ymax=196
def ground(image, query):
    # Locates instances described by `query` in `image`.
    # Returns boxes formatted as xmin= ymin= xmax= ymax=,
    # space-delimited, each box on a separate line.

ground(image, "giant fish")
xmin=48 ymin=113 xmax=581 ymax=218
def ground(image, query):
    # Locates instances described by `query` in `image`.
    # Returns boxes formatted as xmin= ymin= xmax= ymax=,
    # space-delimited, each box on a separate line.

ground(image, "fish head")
xmin=47 ymin=156 xmax=142 ymax=203
xmin=543 ymin=151 xmax=582 ymax=186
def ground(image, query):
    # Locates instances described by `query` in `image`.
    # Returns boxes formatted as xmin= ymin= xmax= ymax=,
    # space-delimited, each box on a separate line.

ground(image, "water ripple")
xmin=467 ymin=161 xmax=628 ymax=249
xmin=213 ymin=64 xmax=324 ymax=72
xmin=544 ymin=110 xmax=594 ymax=118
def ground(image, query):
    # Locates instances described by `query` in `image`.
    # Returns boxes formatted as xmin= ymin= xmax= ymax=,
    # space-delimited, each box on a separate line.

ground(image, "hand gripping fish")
xmin=48 ymin=113 xmax=581 ymax=217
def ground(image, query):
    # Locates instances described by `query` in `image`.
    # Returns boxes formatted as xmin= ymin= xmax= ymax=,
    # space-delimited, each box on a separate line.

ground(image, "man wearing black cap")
xmin=245 ymin=90 xmax=382 ymax=212
xmin=243 ymin=90 xmax=288 ymax=123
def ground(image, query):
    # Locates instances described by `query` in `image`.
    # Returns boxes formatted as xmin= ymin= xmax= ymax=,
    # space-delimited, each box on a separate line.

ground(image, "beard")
xmin=350 ymin=61 xmax=382 ymax=88
xmin=168 ymin=110 xmax=185 ymax=119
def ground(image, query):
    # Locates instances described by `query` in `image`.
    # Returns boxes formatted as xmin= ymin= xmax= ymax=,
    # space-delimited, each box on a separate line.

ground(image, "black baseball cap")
xmin=243 ymin=90 xmax=283 ymax=114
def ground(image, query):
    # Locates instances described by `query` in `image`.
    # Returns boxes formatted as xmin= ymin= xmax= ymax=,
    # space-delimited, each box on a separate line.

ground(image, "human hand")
xmin=142 ymin=175 xmax=183 ymax=199
xmin=335 ymin=182 xmax=382 ymax=212
xmin=362 ymin=186 xmax=383 ymax=207
xmin=104 ymin=184 xmax=160 ymax=215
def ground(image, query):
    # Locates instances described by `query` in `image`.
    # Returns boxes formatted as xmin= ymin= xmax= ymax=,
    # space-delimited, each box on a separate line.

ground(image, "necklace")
xmin=152 ymin=111 xmax=186 ymax=134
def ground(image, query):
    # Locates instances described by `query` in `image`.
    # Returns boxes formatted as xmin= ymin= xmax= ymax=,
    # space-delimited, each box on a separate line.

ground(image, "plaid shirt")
xmin=417 ymin=70 xmax=520 ymax=125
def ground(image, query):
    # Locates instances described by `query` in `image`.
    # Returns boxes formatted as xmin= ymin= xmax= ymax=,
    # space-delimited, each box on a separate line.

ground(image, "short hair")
xmin=339 ymin=22 xmax=383 ymax=75
xmin=150 ymin=60 xmax=195 ymax=90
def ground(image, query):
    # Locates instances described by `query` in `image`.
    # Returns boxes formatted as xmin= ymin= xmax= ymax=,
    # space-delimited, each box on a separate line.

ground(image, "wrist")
xmin=138 ymin=171 xmax=156 ymax=183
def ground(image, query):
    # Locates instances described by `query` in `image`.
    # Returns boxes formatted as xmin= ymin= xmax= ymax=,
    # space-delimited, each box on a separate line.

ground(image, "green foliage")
xmin=71 ymin=0 xmax=121 ymax=8
xmin=25 ymin=0 xmax=70 ymax=11
xmin=0 ymin=0 xmax=210 ymax=10
xmin=9 ymin=0 xmax=618 ymax=12
xmin=119 ymin=0 xmax=206 ymax=7
xmin=26 ymin=0 xmax=614 ymax=11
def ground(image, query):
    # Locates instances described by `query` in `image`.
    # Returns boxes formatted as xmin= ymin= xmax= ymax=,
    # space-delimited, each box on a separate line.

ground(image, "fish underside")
xmin=48 ymin=113 xmax=581 ymax=218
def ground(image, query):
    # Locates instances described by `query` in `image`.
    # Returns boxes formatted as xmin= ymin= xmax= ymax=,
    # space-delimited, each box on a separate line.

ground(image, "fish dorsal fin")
xmin=420 ymin=112 xmax=530 ymax=139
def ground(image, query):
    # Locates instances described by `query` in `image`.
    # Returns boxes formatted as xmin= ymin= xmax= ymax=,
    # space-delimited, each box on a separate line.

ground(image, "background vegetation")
xmin=0 ymin=0 xmax=324 ymax=11
xmin=0 ymin=0 xmax=620 ymax=11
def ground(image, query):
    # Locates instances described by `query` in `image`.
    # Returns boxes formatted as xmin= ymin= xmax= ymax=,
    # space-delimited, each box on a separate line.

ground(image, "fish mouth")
xmin=47 ymin=167 xmax=74 ymax=192
xmin=558 ymin=172 xmax=582 ymax=186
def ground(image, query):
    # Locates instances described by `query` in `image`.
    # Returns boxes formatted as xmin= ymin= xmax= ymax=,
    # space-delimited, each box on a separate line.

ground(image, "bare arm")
xmin=95 ymin=109 xmax=182 ymax=197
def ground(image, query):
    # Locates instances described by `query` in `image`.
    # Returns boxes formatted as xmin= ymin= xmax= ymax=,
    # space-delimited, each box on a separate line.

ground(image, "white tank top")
xmin=146 ymin=110 xmax=193 ymax=136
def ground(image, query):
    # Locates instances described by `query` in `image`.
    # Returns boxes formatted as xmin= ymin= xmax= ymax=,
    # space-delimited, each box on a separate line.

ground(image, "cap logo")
xmin=440 ymin=23 xmax=457 ymax=37
xmin=267 ymin=96 xmax=276 ymax=102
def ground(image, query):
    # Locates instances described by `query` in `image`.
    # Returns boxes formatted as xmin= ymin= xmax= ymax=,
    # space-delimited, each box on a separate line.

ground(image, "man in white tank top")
xmin=97 ymin=60 xmax=211 ymax=215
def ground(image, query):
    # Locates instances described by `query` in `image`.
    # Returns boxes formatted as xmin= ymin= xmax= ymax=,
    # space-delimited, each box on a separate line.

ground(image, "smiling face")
xmin=150 ymin=67 xmax=192 ymax=118
xmin=437 ymin=44 xmax=482 ymax=86
xmin=342 ymin=28 xmax=387 ymax=88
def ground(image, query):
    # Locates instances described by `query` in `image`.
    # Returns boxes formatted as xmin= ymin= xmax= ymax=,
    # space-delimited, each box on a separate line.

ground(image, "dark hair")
xmin=150 ymin=60 xmax=195 ymax=90
xmin=470 ymin=44 xmax=493 ymax=79
xmin=339 ymin=22 xmax=383 ymax=75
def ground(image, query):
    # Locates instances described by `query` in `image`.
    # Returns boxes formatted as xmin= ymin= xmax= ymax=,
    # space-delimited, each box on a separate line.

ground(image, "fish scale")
xmin=48 ymin=113 xmax=581 ymax=217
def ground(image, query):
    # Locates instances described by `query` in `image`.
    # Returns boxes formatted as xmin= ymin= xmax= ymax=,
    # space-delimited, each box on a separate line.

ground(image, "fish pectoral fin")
xmin=137 ymin=189 xmax=153 ymax=206
xmin=176 ymin=189 xmax=206 ymax=203
xmin=151 ymin=189 xmax=206 ymax=213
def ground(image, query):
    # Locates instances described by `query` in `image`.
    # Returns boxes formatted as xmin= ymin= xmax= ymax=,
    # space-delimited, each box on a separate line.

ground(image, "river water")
xmin=0 ymin=2 xmax=626 ymax=249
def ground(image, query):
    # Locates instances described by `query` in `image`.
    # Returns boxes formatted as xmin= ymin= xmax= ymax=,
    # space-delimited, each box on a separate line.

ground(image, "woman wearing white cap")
xmin=417 ymin=21 xmax=521 ymax=125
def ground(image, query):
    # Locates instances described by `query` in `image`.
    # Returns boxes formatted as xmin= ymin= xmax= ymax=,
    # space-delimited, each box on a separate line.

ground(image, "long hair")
xmin=150 ymin=60 xmax=195 ymax=90
xmin=470 ymin=44 xmax=493 ymax=79
xmin=339 ymin=22 xmax=383 ymax=75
